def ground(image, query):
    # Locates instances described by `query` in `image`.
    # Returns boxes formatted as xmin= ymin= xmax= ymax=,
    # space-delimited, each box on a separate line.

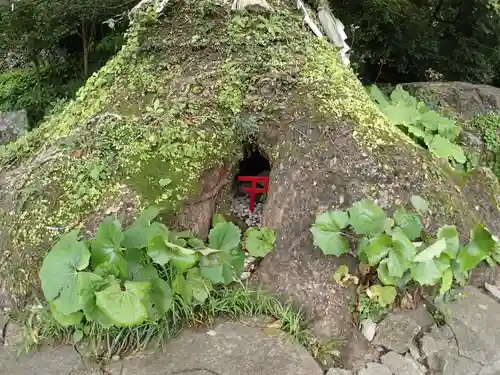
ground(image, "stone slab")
xmin=438 ymin=286 xmax=500 ymax=365
xmin=1 ymin=345 xmax=83 ymax=375
xmin=380 ymin=351 xmax=424 ymax=375
xmin=373 ymin=311 xmax=421 ymax=354
xmin=104 ymin=318 xmax=322 ymax=375
xmin=358 ymin=362 xmax=392 ymax=375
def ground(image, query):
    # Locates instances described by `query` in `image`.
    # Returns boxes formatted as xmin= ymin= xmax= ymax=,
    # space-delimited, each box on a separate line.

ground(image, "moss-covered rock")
xmin=0 ymin=1 xmax=498 ymax=344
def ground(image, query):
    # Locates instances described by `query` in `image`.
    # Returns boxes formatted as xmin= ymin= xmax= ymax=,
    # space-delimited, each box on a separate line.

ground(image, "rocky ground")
xmin=1 ymin=282 xmax=500 ymax=374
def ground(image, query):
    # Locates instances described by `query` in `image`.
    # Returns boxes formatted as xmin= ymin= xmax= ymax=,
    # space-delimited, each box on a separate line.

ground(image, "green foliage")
xmin=370 ymin=85 xmax=466 ymax=165
xmin=471 ymin=111 xmax=500 ymax=178
xmin=331 ymin=0 xmax=500 ymax=84
xmin=39 ymin=207 xmax=276 ymax=330
xmin=244 ymin=227 xmax=276 ymax=257
xmin=0 ymin=62 xmax=84 ymax=127
xmin=311 ymin=196 xmax=500 ymax=304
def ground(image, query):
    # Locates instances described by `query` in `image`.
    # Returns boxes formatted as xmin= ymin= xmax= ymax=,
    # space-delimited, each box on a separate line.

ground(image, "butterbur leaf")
xmin=134 ymin=206 xmax=159 ymax=227
xmin=94 ymin=262 xmax=120 ymax=278
xmin=39 ymin=230 xmax=90 ymax=315
xmin=230 ymin=246 xmax=245 ymax=277
xmin=147 ymin=236 xmax=173 ymax=265
xmin=393 ymin=208 xmax=422 ymax=240
xmin=439 ymin=269 xmax=453 ymax=295
xmin=427 ymin=135 xmax=466 ymax=164
xmin=95 ymin=280 xmax=151 ymax=326
xmin=186 ymin=268 xmax=212 ymax=304
xmin=122 ymin=209 xmax=164 ymax=249
xmin=437 ymin=225 xmax=460 ymax=258
xmin=77 ymin=272 xmax=106 ymax=307
xmin=211 ymin=213 xmax=226 ymax=227
xmin=77 ymin=272 xmax=113 ymax=328
xmin=188 ymin=238 xmax=206 ymax=249
xmin=413 ymin=239 xmax=447 ymax=262
xmin=411 ymin=195 xmax=429 ymax=214
xmin=208 ymin=222 xmax=241 ymax=251
xmin=457 ymin=225 xmax=495 ymax=272
xmin=245 ymin=227 xmax=276 ymax=257
xmin=148 ymin=278 xmax=173 ymax=318
xmin=49 ymin=301 xmax=83 ymax=327
xmin=199 ymin=254 xmax=225 ymax=284
xmin=123 ymin=249 xmax=158 ymax=282
xmin=91 ymin=218 xmax=127 ymax=276
xmin=363 ymin=233 xmax=392 ymax=266
xmin=348 ymin=200 xmax=386 ymax=236
xmin=370 ymin=85 xmax=391 ymax=108
xmin=406 ymin=125 xmax=426 ymax=138
xmin=172 ymin=273 xmax=192 ymax=304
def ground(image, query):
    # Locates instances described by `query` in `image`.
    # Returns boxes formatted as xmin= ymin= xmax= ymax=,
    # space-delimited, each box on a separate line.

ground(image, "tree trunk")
xmin=82 ymin=21 xmax=90 ymax=78
xmin=30 ymin=51 xmax=41 ymax=84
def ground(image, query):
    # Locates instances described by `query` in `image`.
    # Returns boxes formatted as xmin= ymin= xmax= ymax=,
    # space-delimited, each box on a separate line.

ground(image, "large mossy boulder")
xmin=0 ymin=1 xmax=498 ymax=357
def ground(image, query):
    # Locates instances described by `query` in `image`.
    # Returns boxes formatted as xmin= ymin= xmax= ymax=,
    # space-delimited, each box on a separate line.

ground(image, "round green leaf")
xmin=40 ymin=230 xmax=90 ymax=315
xmin=208 ymin=222 xmax=241 ymax=251
xmin=91 ymin=217 xmax=126 ymax=276
xmin=95 ymin=280 xmax=151 ymax=326
xmin=347 ymin=199 xmax=386 ymax=235
xmin=437 ymin=225 xmax=460 ymax=258
xmin=244 ymin=227 xmax=276 ymax=257
xmin=393 ymin=208 xmax=422 ymax=240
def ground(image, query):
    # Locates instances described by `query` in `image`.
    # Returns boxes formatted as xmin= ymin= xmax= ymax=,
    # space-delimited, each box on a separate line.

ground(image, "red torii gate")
xmin=237 ymin=175 xmax=270 ymax=212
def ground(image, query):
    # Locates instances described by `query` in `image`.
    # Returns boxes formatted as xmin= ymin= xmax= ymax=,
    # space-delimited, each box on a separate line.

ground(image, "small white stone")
xmin=361 ymin=318 xmax=377 ymax=342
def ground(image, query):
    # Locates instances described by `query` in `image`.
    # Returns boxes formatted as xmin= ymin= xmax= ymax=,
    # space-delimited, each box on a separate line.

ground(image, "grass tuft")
xmin=14 ymin=284 xmax=340 ymax=365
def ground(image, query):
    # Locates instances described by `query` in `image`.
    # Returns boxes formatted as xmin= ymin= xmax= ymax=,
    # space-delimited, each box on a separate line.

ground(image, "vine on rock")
xmin=311 ymin=196 xmax=500 ymax=310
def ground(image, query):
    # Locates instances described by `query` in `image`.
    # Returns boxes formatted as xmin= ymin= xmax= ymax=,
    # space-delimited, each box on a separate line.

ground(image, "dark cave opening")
xmin=233 ymin=143 xmax=271 ymax=197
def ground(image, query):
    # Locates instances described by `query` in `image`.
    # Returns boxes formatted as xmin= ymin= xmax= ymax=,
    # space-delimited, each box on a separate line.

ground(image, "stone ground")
xmin=2 ymin=285 xmax=500 ymax=375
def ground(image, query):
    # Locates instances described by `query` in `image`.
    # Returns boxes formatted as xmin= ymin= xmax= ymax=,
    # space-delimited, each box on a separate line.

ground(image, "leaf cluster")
xmin=311 ymin=197 xmax=500 ymax=306
xmin=39 ymin=207 xmax=276 ymax=332
xmin=369 ymin=85 xmax=466 ymax=165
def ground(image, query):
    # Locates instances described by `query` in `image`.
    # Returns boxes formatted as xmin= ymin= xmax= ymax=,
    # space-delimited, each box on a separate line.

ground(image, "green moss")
xmin=471 ymin=111 xmax=500 ymax=178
